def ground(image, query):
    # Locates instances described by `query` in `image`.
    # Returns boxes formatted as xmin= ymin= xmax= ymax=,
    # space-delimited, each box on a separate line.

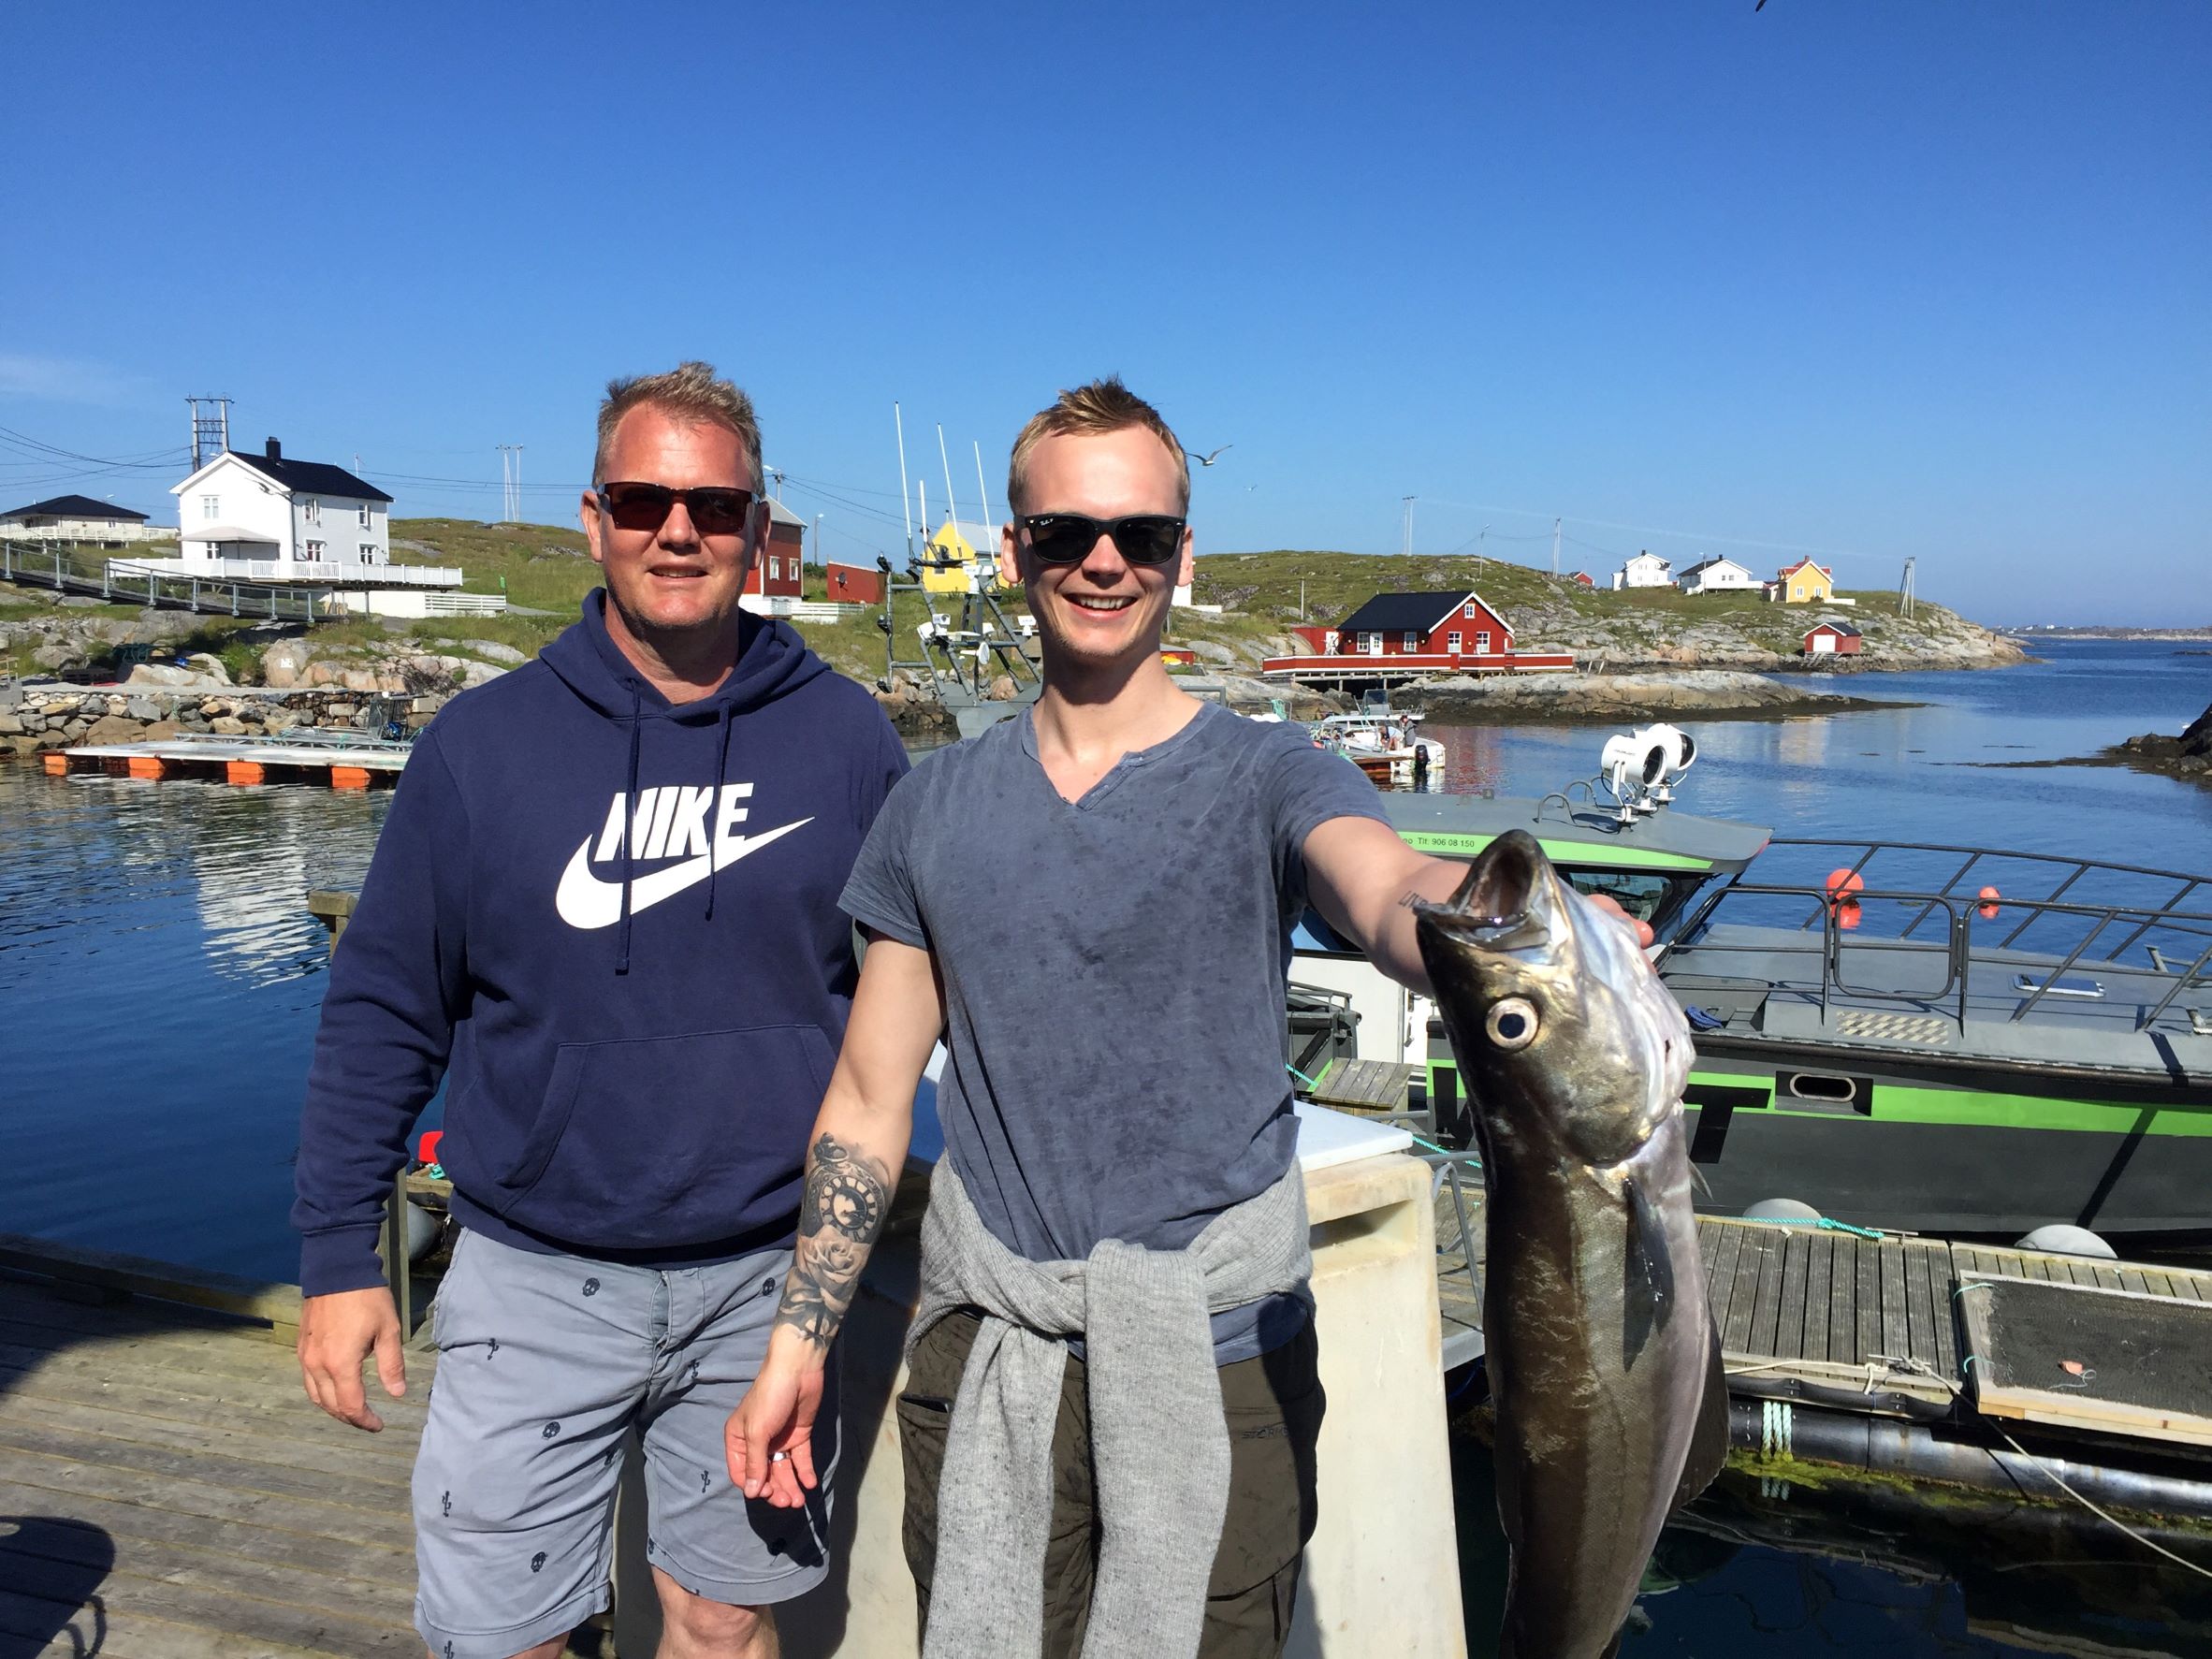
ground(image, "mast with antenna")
xmin=894 ymin=402 xmax=914 ymax=562
xmin=1552 ymin=517 xmax=1562 ymax=576
xmin=973 ymin=439 xmax=996 ymax=557
xmin=936 ymin=424 xmax=962 ymax=546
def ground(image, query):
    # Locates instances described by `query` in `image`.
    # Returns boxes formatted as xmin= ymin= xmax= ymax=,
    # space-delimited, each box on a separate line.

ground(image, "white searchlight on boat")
xmin=1637 ymin=722 xmax=1697 ymax=805
xmin=1599 ymin=731 xmax=1668 ymax=823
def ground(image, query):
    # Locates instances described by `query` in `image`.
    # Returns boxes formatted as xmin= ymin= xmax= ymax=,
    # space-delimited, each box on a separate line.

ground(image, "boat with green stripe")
xmin=1292 ymin=749 xmax=2212 ymax=1245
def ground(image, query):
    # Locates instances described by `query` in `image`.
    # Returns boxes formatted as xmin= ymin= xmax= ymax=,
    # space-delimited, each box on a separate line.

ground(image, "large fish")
xmin=1415 ymin=829 xmax=1728 ymax=1659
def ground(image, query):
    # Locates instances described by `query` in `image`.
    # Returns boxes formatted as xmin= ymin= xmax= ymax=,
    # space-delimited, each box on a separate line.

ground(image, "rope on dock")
xmin=1986 ymin=1419 xmax=2212 ymax=1582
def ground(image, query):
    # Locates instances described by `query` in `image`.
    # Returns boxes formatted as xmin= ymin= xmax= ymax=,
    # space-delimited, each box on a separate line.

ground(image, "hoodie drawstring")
xmin=616 ymin=689 xmax=642 ymax=975
xmin=705 ymin=704 xmax=734 ymax=922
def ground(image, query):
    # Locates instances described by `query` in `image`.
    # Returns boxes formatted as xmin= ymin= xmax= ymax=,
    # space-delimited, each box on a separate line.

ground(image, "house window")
xmin=358 ymin=544 xmax=375 ymax=563
xmin=201 ymin=495 xmax=219 ymax=520
xmin=1448 ymin=632 xmax=1462 ymax=652
xmin=303 ymin=498 xmax=320 ymax=525
xmin=1476 ymin=631 xmax=1492 ymax=653
xmin=357 ymin=503 xmax=372 ymax=529
xmin=1463 ymin=602 xmax=1476 ymax=618
xmin=1404 ymin=632 xmax=1420 ymax=650
xmin=304 ymin=540 xmax=326 ymax=560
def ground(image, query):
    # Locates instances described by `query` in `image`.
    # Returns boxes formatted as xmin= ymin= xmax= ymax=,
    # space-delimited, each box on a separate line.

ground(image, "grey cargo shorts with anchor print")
xmin=412 ymin=1229 xmax=838 ymax=1659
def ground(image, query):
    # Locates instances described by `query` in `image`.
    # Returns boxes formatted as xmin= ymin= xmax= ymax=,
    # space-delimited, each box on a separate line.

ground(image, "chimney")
xmin=265 ymin=437 xmax=282 ymax=462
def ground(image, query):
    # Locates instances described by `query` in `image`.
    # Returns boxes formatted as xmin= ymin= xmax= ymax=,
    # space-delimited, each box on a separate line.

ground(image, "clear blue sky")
xmin=4 ymin=3 xmax=2205 ymax=625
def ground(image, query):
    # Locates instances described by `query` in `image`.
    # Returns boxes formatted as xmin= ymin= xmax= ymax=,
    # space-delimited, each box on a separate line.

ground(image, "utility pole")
xmin=1401 ymin=496 xmax=1415 ymax=557
xmin=1552 ymin=517 xmax=1562 ymax=576
xmin=813 ymin=515 xmax=822 ymax=581
xmin=1899 ymin=557 xmax=1916 ymax=618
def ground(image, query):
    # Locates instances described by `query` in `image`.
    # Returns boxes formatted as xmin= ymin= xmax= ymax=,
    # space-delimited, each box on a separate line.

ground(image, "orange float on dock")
xmin=226 ymin=761 xmax=267 ymax=786
xmin=330 ymin=766 xmax=371 ymax=791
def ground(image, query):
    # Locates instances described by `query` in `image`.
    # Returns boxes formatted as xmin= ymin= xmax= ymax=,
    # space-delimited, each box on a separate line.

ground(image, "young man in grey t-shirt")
xmin=724 ymin=381 xmax=1538 ymax=1656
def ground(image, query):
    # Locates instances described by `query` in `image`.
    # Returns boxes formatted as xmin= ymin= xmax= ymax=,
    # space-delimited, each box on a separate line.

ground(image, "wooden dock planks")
xmin=0 ymin=1272 xmax=425 ymax=1656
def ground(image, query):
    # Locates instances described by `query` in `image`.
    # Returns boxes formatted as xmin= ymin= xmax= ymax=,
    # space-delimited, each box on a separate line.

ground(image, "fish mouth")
xmin=1415 ymin=828 xmax=1553 ymax=950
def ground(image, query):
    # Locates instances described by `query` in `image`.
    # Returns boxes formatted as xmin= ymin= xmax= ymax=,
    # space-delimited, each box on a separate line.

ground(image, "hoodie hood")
xmin=542 ymin=588 xmax=832 ymax=722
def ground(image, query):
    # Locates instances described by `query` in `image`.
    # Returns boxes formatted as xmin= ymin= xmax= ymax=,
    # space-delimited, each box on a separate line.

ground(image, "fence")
xmin=2 ymin=538 xmax=318 ymax=620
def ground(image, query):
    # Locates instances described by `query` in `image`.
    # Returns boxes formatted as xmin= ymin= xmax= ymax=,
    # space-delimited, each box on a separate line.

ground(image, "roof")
xmin=1805 ymin=618 xmax=1862 ymax=637
xmin=1623 ymin=551 xmax=1671 ymax=568
xmin=0 ymin=493 xmax=150 ymax=522
xmin=1778 ymin=558 xmax=1831 ymax=578
xmin=1678 ymin=555 xmax=1752 ymax=579
xmin=1338 ymin=590 xmax=1512 ymax=638
xmin=217 ymin=449 xmax=394 ymax=503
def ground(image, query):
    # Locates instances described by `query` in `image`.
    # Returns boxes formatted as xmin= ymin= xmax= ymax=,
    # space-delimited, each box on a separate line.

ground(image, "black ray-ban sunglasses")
xmin=596 ymin=482 xmax=758 ymax=537
xmin=1017 ymin=513 xmax=1186 ymax=567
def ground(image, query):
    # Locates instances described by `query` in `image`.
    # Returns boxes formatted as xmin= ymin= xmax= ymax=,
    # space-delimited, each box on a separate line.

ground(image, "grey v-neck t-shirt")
xmin=840 ymin=701 xmax=1389 ymax=1363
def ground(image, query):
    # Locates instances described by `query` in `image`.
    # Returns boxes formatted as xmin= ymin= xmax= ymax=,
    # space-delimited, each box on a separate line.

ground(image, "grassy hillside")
xmin=7 ymin=523 xmax=1993 ymax=687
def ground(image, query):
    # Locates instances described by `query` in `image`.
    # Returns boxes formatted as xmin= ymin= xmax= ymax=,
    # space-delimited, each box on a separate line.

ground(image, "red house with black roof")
xmin=1269 ymin=589 xmax=1572 ymax=680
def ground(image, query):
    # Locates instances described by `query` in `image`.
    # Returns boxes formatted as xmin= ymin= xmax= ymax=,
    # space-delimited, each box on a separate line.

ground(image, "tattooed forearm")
xmin=776 ymin=1133 xmax=893 ymax=1350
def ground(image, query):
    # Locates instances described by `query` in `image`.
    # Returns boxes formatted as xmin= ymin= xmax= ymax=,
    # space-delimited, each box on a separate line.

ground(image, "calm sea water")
xmin=2 ymin=638 xmax=2207 ymax=1653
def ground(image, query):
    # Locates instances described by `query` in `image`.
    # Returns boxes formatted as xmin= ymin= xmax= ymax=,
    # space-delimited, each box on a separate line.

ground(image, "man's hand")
xmin=1587 ymin=892 xmax=1655 ymax=949
xmin=727 ymin=1341 xmax=824 ymax=1509
xmin=298 ymin=1286 xmax=406 ymax=1432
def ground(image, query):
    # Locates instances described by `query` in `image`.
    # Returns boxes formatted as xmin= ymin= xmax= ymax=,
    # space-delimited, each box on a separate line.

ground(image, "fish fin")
xmin=1689 ymin=1160 xmax=1712 ymax=1201
xmin=1622 ymin=1174 xmax=1676 ymax=1366
xmin=1670 ymin=1318 xmax=1730 ymax=1513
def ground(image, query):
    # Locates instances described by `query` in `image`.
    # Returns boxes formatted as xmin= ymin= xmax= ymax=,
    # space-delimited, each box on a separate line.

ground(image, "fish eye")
xmin=1486 ymin=997 xmax=1539 ymax=1050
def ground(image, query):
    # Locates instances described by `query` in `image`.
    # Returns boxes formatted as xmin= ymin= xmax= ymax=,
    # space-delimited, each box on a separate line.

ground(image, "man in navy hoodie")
xmin=293 ymin=362 xmax=908 ymax=1659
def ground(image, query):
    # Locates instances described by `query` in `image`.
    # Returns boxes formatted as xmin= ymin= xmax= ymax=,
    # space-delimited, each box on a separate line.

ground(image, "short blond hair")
xmin=593 ymin=361 xmax=763 ymax=490
xmin=1006 ymin=377 xmax=1189 ymax=517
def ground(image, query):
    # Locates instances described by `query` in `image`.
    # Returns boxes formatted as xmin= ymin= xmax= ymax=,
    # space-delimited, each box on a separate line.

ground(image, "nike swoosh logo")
xmin=554 ymin=818 xmax=814 ymax=930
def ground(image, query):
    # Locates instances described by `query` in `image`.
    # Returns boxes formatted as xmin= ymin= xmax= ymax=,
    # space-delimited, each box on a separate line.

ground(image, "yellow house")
xmin=920 ymin=518 xmax=999 ymax=595
xmin=1775 ymin=558 xmax=1835 ymax=604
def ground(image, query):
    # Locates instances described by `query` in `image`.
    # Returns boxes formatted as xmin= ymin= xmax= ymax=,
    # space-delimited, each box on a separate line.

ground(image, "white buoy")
xmin=1743 ymin=1198 xmax=1824 ymax=1222
xmin=2016 ymin=1223 xmax=2117 ymax=1259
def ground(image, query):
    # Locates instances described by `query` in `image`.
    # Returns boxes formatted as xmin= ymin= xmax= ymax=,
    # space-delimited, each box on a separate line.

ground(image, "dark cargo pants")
xmin=897 ymin=1307 xmax=1325 ymax=1659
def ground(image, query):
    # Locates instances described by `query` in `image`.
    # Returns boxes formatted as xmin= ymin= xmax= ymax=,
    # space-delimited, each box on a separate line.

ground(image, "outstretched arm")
xmin=1302 ymin=815 xmax=1653 ymax=996
xmin=725 ymin=931 xmax=944 ymax=1506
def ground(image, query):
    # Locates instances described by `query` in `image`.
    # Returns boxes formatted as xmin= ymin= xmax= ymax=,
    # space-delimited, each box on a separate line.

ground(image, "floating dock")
xmin=43 ymin=734 xmax=408 ymax=789
xmin=1433 ymin=1175 xmax=2212 ymax=1522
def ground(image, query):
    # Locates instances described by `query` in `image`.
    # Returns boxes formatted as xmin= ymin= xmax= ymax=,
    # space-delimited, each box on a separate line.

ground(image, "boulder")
xmin=261 ymin=638 xmax=313 ymax=688
xmin=81 ymin=715 xmax=145 ymax=744
xmin=126 ymin=663 xmax=226 ymax=690
xmin=988 ymin=675 xmax=1019 ymax=702
xmin=209 ymin=716 xmax=250 ymax=735
xmin=142 ymin=720 xmax=183 ymax=740
xmin=0 ymin=713 xmax=21 ymax=735
xmin=342 ymin=667 xmax=384 ymax=693
xmin=461 ymin=639 xmax=528 ymax=665
xmin=125 ymin=698 xmax=163 ymax=720
xmin=183 ymin=653 xmax=232 ymax=684
xmin=31 ymin=644 xmax=80 ymax=671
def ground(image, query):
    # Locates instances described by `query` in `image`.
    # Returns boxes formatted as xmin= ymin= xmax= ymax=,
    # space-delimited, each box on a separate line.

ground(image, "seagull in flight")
xmin=1185 ymin=444 xmax=1233 ymax=466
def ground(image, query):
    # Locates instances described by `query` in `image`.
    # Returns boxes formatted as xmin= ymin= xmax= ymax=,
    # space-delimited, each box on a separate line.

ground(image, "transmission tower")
xmin=1898 ymin=557 xmax=1916 ymax=618
xmin=186 ymin=397 xmax=231 ymax=471
xmin=496 ymin=445 xmax=523 ymax=522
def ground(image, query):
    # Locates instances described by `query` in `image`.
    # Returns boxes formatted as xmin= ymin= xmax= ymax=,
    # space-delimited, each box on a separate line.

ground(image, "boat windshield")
xmin=1293 ymin=863 xmax=1725 ymax=953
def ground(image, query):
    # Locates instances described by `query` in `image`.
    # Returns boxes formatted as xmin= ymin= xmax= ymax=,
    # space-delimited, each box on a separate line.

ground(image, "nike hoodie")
xmin=292 ymin=590 xmax=909 ymax=1297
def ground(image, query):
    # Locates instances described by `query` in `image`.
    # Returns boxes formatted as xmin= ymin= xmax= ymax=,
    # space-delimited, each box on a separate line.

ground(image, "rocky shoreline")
xmin=0 ymin=682 xmax=445 ymax=758
xmin=1400 ymin=669 xmax=1910 ymax=722
xmin=2104 ymin=701 xmax=2212 ymax=784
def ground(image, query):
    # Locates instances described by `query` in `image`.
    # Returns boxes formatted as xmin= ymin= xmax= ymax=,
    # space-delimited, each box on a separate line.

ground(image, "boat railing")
xmin=1676 ymin=878 xmax=2212 ymax=1037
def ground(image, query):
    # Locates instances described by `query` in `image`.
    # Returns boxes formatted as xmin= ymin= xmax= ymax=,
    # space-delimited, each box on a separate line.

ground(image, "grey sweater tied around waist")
xmin=908 ymin=1156 xmax=1314 ymax=1659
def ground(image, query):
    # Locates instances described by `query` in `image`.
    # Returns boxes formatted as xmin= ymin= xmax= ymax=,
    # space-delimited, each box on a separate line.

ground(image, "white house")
xmin=132 ymin=438 xmax=469 ymax=615
xmin=169 ymin=439 xmax=401 ymax=571
xmin=1612 ymin=551 xmax=1672 ymax=589
xmin=0 ymin=494 xmax=165 ymax=546
xmin=1675 ymin=555 xmax=1760 ymax=595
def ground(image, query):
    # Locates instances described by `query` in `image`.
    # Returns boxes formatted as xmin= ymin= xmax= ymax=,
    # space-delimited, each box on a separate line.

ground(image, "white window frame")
xmin=358 ymin=502 xmax=372 ymax=529
xmin=201 ymin=495 xmax=219 ymax=520
xmin=1462 ymin=601 xmax=1476 ymax=618
xmin=304 ymin=539 xmax=326 ymax=560
xmin=358 ymin=544 xmax=375 ymax=564
xmin=303 ymin=498 xmax=320 ymax=526
xmin=1404 ymin=632 xmax=1421 ymax=650
xmin=1476 ymin=631 xmax=1492 ymax=654
xmin=1360 ymin=632 xmax=1382 ymax=656
xmin=1448 ymin=631 xmax=1462 ymax=652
